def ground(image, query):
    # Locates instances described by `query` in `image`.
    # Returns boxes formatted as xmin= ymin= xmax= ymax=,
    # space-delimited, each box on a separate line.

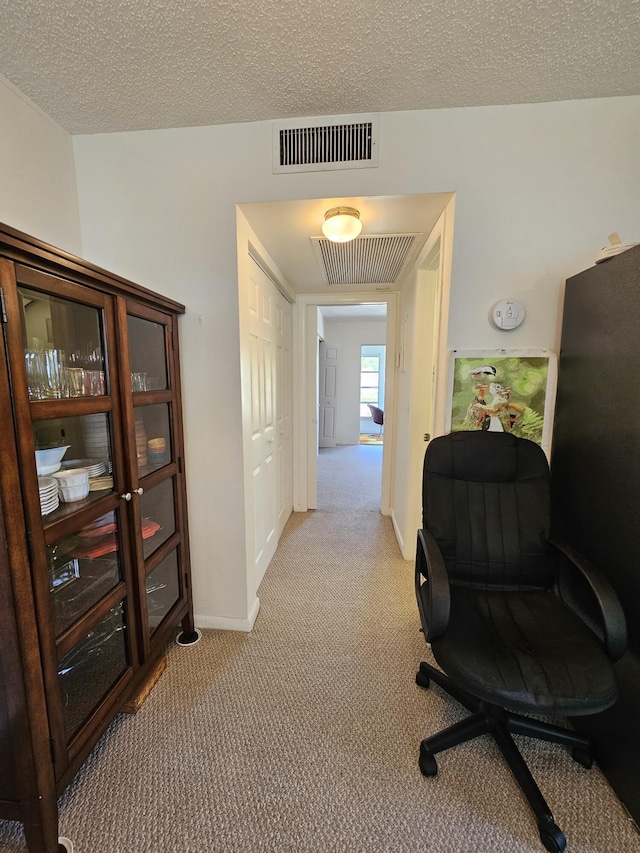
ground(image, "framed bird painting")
xmin=446 ymin=349 xmax=557 ymax=457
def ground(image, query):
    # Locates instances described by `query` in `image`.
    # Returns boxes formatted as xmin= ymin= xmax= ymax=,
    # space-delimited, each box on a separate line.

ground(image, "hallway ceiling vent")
xmin=311 ymin=234 xmax=422 ymax=286
xmin=273 ymin=114 xmax=379 ymax=173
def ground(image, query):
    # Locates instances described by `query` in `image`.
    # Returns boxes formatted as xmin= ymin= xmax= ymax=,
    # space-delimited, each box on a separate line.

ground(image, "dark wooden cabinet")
xmin=0 ymin=223 xmax=197 ymax=852
xmin=551 ymin=244 xmax=640 ymax=825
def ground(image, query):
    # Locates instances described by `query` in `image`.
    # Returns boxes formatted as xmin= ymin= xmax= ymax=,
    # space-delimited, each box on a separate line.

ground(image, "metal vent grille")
xmin=312 ymin=235 xmax=420 ymax=285
xmin=280 ymin=122 xmax=372 ymax=166
xmin=273 ymin=114 xmax=379 ymax=173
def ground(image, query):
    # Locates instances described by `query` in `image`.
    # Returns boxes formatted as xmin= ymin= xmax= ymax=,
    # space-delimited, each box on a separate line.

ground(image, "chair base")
xmin=416 ymin=661 xmax=594 ymax=853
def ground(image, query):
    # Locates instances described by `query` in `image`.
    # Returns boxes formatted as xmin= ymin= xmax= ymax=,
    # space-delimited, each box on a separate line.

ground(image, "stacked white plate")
xmin=38 ymin=476 xmax=59 ymax=515
xmin=62 ymin=458 xmax=106 ymax=478
xmin=81 ymin=414 xmax=111 ymax=462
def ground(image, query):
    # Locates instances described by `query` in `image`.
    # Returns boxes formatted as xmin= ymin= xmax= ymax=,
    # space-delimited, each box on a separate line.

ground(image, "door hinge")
xmin=0 ymin=287 xmax=7 ymax=323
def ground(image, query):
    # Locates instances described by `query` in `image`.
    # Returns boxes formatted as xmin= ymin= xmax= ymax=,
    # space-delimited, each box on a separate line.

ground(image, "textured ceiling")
xmin=0 ymin=0 xmax=639 ymax=134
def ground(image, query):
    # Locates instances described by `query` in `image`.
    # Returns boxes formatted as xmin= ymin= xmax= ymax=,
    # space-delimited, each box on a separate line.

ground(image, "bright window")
xmin=360 ymin=355 xmax=380 ymax=417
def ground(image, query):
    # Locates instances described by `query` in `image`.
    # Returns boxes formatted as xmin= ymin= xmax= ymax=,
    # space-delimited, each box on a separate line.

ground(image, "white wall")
xmin=391 ymin=209 xmax=454 ymax=560
xmin=391 ymin=245 xmax=444 ymax=557
xmin=66 ymin=95 xmax=640 ymax=626
xmin=322 ymin=320 xmax=386 ymax=445
xmin=392 ymin=270 xmax=419 ymax=550
xmin=0 ymin=76 xmax=81 ymax=253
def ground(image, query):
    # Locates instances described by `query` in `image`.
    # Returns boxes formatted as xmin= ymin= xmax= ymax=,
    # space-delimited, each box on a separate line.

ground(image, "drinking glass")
xmin=82 ymin=370 xmax=104 ymax=396
xmin=131 ymin=372 xmax=147 ymax=392
xmin=25 ymin=345 xmax=46 ymax=400
xmin=67 ymin=367 xmax=84 ymax=397
xmin=44 ymin=348 xmax=66 ymax=399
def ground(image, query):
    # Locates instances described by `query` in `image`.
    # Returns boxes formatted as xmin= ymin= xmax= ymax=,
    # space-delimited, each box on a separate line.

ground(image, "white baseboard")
xmin=195 ymin=597 xmax=261 ymax=632
xmin=391 ymin=509 xmax=413 ymax=560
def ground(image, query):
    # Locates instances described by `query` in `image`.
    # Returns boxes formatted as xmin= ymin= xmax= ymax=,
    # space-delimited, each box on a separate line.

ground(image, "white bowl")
xmin=52 ymin=468 xmax=90 ymax=487
xmin=35 ymin=446 xmax=70 ymax=475
xmin=37 ymin=461 xmax=63 ymax=476
xmin=58 ymin=482 xmax=90 ymax=502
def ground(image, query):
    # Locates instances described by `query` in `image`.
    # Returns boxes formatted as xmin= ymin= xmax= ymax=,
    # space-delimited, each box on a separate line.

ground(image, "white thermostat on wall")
xmin=490 ymin=299 xmax=526 ymax=331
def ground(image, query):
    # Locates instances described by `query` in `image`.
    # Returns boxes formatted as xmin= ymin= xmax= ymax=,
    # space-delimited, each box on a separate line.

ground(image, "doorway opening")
xmin=238 ymin=194 xmax=455 ymax=576
xmin=359 ymin=345 xmax=385 ymax=445
xmin=302 ymin=296 xmax=394 ymax=514
xmin=315 ymin=303 xmax=388 ymax=510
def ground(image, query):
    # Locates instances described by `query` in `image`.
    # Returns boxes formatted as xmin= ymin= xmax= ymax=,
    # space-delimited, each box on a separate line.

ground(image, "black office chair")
xmin=367 ymin=404 xmax=384 ymax=434
xmin=415 ymin=431 xmax=626 ymax=853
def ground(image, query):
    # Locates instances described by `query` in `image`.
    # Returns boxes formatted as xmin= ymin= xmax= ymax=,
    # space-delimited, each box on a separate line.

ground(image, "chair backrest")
xmin=368 ymin=405 xmax=384 ymax=425
xmin=423 ymin=431 xmax=555 ymax=590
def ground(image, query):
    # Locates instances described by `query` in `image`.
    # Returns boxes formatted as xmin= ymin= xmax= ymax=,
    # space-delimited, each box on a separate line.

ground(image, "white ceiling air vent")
xmin=273 ymin=114 xmax=379 ymax=174
xmin=311 ymin=234 xmax=423 ymax=286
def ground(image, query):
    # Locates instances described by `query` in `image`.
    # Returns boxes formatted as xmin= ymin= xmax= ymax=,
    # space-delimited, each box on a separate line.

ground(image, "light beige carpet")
xmin=1 ymin=444 xmax=638 ymax=852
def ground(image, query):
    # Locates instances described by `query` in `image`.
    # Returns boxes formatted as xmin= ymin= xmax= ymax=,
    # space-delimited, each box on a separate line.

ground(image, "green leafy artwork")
xmin=449 ymin=356 xmax=549 ymax=446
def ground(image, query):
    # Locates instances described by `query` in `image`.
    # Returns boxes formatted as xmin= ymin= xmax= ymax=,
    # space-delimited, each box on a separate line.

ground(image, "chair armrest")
xmin=550 ymin=539 xmax=627 ymax=661
xmin=415 ymin=529 xmax=450 ymax=642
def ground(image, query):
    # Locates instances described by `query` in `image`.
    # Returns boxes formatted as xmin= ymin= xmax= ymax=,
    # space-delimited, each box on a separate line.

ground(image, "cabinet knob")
xmin=133 ymin=487 xmax=144 ymax=496
xmin=121 ymin=492 xmax=132 ymax=501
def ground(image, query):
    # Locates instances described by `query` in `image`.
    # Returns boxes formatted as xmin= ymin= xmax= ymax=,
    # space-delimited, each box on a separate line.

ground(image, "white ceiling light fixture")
xmin=321 ymin=207 xmax=362 ymax=243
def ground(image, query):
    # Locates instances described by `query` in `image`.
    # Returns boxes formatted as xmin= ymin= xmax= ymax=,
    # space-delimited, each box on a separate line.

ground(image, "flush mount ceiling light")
xmin=321 ymin=207 xmax=362 ymax=243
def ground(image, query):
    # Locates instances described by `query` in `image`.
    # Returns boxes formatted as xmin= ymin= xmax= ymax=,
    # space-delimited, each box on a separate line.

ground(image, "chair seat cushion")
xmin=431 ymin=587 xmax=618 ymax=715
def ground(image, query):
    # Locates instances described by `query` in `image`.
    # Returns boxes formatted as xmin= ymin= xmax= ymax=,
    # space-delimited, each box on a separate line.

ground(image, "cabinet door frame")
xmin=116 ymin=297 xmax=194 ymax=661
xmin=0 ymin=259 xmax=60 ymax=848
xmin=1 ymin=262 xmax=139 ymax=777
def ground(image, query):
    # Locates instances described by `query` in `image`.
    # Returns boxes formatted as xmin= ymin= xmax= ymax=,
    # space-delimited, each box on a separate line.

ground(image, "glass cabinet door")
xmin=20 ymin=284 xmax=107 ymax=401
xmin=139 ymin=479 xmax=181 ymax=634
xmin=124 ymin=304 xmax=190 ymax=645
xmin=146 ymin=551 xmax=181 ymax=632
xmin=3 ymin=263 xmax=135 ymax=765
xmin=34 ymin=412 xmax=115 ymax=518
xmin=127 ymin=313 xmax=169 ymax=393
xmin=133 ymin=403 xmax=172 ymax=476
xmin=47 ymin=510 xmax=123 ymax=635
xmin=58 ymin=604 xmax=129 ymax=741
xmin=139 ymin=478 xmax=177 ymax=560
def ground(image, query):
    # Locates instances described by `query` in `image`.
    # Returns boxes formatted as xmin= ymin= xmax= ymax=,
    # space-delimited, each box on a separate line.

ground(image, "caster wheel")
xmin=539 ymin=822 xmax=566 ymax=852
xmin=571 ymin=746 xmax=593 ymax=769
xmin=416 ymin=670 xmax=431 ymax=689
xmin=418 ymin=746 xmax=438 ymax=777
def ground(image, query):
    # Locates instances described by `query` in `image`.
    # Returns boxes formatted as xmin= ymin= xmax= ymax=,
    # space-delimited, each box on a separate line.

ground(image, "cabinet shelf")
xmin=42 ymin=487 xmax=113 ymax=524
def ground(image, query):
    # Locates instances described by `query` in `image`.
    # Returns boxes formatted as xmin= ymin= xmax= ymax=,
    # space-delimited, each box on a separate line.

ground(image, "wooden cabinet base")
xmin=121 ymin=655 xmax=167 ymax=714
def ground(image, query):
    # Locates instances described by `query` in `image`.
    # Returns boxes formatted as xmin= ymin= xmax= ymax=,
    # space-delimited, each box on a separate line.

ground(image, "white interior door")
xmin=247 ymin=257 xmax=292 ymax=586
xmin=275 ymin=295 xmax=293 ymax=535
xmin=319 ymin=341 xmax=337 ymax=448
